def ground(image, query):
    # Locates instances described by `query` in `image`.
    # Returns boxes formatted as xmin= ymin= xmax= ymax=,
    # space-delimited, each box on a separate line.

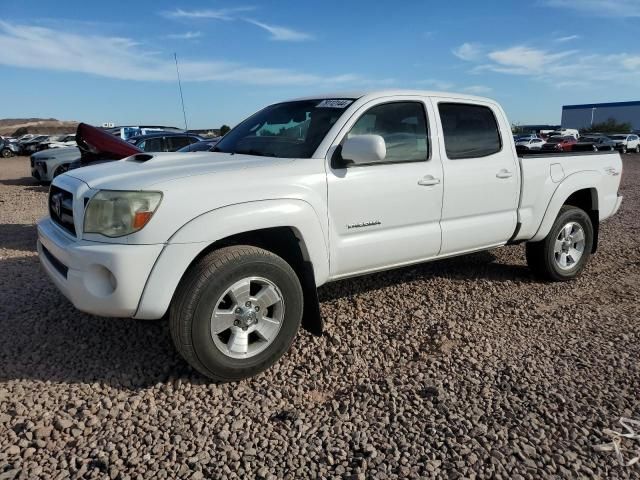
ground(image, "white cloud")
xmin=166 ymin=31 xmax=202 ymax=40
xmin=0 ymin=22 xmax=358 ymax=86
xmin=162 ymin=7 xmax=254 ymax=21
xmin=244 ymin=19 xmax=313 ymax=41
xmin=486 ymin=46 xmax=576 ymax=75
xmin=542 ymin=0 xmax=640 ymax=17
xmin=452 ymin=42 xmax=483 ymax=61
xmin=462 ymin=85 xmax=492 ymax=95
xmin=454 ymin=40 xmax=640 ymax=88
xmin=554 ymin=34 xmax=580 ymax=42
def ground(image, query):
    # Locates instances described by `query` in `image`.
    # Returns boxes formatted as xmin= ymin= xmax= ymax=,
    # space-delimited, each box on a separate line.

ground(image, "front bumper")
xmin=37 ymin=217 xmax=164 ymax=317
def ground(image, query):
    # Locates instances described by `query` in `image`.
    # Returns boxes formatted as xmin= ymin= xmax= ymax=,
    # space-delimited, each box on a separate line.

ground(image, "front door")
xmin=327 ymin=98 xmax=443 ymax=278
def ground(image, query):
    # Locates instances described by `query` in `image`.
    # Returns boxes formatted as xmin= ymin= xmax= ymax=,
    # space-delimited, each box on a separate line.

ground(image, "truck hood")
xmin=64 ymin=151 xmax=293 ymax=190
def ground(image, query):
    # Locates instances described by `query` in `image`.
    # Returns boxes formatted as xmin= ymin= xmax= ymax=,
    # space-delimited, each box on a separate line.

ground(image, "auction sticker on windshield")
xmin=316 ymin=99 xmax=353 ymax=108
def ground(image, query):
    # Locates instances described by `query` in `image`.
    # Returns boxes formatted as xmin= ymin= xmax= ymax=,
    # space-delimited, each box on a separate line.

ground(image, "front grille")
xmin=49 ymin=185 xmax=76 ymax=236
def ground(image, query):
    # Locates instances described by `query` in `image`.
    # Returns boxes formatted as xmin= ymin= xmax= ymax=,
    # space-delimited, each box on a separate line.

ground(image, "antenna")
xmin=174 ymin=52 xmax=189 ymax=131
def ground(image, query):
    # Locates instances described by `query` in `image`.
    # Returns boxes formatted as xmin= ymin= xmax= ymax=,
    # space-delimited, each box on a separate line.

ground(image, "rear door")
xmin=327 ymin=97 xmax=443 ymax=277
xmin=433 ymin=99 xmax=520 ymax=255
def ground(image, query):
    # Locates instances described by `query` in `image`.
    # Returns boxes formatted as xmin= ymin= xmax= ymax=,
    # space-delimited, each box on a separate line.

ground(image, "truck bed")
xmin=514 ymin=150 xmax=622 ymax=241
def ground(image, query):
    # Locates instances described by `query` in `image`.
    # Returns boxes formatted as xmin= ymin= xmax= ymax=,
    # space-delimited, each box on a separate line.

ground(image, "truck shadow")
xmin=319 ymin=251 xmax=535 ymax=303
xmin=0 ymin=232 xmax=534 ymax=386
xmin=0 ymin=177 xmax=49 ymax=192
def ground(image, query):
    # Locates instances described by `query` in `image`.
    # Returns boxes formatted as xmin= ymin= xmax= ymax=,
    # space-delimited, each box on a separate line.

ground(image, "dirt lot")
xmin=1 ymin=155 xmax=639 ymax=479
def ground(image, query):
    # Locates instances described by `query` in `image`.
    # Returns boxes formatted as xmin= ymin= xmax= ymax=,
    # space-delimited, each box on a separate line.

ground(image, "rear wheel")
xmin=621 ymin=145 xmax=627 ymax=154
xmin=1 ymin=148 xmax=12 ymax=158
xmin=526 ymin=206 xmax=593 ymax=281
xmin=170 ymin=245 xmax=303 ymax=381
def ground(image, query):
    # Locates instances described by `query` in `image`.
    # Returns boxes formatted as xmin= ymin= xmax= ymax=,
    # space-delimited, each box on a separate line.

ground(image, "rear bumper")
xmin=37 ymin=217 xmax=163 ymax=317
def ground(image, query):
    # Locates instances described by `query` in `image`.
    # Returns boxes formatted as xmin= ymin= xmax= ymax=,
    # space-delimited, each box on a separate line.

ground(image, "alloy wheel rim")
xmin=553 ymin=222 xmax=586 ymax=271
xmin=210 ymin=276 xmax=285 ymax=359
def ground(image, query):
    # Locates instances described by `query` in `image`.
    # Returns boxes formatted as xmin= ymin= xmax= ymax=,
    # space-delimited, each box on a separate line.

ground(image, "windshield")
xmin=213 ymin=99 xmax=355 ymax=158
xmin=547 ymin=137 xmax=563 ymax=144
xmin=609 ymin=135 xmax=626 ymax=140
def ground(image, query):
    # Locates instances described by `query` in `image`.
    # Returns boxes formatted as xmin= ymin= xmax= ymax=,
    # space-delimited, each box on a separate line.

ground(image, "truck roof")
xmin=287 ymin=89 xmax=493 ymax=103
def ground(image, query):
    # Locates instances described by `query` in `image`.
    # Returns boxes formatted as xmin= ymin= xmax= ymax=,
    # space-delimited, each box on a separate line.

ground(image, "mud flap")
xmin=300 ymin=261 xmax=323 ymax=336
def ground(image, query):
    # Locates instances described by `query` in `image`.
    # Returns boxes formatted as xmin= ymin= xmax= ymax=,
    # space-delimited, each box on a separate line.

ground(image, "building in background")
xmin=562 ymin=101 xmax=640 ymax=130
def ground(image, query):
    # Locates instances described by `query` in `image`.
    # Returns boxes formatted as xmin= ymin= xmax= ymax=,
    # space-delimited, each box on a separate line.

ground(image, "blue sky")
xmin=1 ymin=0 xmax=640 ymax=128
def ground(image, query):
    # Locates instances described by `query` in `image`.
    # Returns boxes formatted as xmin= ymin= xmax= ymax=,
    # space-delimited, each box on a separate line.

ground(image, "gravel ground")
xmin=0 ymin=154 xmax=639 ymax=479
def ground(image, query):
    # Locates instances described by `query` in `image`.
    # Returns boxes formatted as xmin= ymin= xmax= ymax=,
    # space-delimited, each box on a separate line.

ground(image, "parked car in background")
xmin=31 ymin=146 xmax=81 ymax=182
xmin=608 ymin=134 xmax=640 ymax=154
xmin=515 ymin=134 xmax=539 ymax=141
xmin=38 ymin=134 xmax=76 ymax=151
xmin=67 ymin=129 xmax=203 ymax=173
xmin=20 ymin=135 xmax=50 ymax=154
xmin=546 ymin=129 xmax=579 ymax=139
xmin=573 ymin=135 xmax=616 ymax=152
xmin=515 ymin=137 xmax=546 ymax=151
xmin=541 ymin=136 xmax=577 ymax=152
xmin=104 ymin=125 xmax=184 ymax=140
xmin=16 ymin=134 xmax=37 ymax=142
xmin=177 ymin=138 xmax=221 ymax=152
xmin=1 ymin=139 xmax=21 ymax=158
xmin=128 ymin=132 xmax=203 ymax=152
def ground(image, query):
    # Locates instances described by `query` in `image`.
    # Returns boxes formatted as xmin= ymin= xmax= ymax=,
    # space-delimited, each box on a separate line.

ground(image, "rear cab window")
xmin=438 ymin=103 xmax=502 ymax=159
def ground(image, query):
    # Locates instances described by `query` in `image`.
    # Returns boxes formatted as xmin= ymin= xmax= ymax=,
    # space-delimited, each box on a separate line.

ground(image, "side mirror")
xmin=341 ymin=134 xmax=386 ymax=165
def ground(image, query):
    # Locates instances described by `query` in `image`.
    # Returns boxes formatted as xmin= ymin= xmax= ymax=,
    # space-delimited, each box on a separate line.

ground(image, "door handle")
xmin=418 ymin=175 xmax=441 ymax=186
xmin=496 ymin=169 xmax=513 ymax=179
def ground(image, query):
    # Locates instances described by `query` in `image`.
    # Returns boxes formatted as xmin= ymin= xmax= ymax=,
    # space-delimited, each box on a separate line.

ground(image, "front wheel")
xmin=621 ymin=145 xmax=627 ymax=154
xmin=635 ymin=145 xmax=640 ymax=153
xmin=526 ymin=206 xmax=593 ymax=281
xmin=170 ymin=245 xmax=303 ymax=381
xmin=1 ymin=148 xmax=12 ymax=158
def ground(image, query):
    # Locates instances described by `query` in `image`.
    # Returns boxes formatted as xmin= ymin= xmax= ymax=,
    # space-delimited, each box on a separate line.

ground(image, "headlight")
xmin=84 ymin=190 xmax=162 ymax=237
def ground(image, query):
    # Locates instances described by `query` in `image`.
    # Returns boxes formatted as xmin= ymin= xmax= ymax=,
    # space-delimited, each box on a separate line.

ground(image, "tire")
xmin=1 ymin=148 xmax=12 ymax=158
xmin=592 ymin=145 xmax=598 ymax=152
xmin=635 ymin=145 xmax=640 ymax=153
xmin=170 ymin=245 xmax=303 ymax=381
xmin=53 ymin=164 xmax=68 ymax=178
xmin=621 ymin=145 xmax=627 ymax=154
xmin=526 ymin=205 xmax=593 ymax=282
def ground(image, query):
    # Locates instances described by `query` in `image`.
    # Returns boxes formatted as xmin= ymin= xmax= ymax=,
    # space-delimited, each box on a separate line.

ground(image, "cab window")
xmin=438 ymin=103 xmax=502 ymax=159
xmin=346 ymin=102 xmax=429 ymax=163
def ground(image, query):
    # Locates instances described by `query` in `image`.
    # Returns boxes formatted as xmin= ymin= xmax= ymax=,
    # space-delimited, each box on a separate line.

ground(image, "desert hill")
xmin=0 ymin=118 xmax=79 ymax=137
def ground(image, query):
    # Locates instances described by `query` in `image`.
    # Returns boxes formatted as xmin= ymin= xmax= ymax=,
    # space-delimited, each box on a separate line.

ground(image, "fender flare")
xmin=134 ymin=199 xmax=329 ymax=320
xmin=530 ymin=171 xmax=600 ymax=242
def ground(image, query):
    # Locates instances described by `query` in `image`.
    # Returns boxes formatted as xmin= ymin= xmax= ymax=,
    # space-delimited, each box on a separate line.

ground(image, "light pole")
xmin=590 ymin=107 xmax=597 ymax=128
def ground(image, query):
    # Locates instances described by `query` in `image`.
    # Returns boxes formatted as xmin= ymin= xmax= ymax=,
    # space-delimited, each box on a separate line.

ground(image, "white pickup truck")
xmin=37 ymin=90 xmax=623 ymax=381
